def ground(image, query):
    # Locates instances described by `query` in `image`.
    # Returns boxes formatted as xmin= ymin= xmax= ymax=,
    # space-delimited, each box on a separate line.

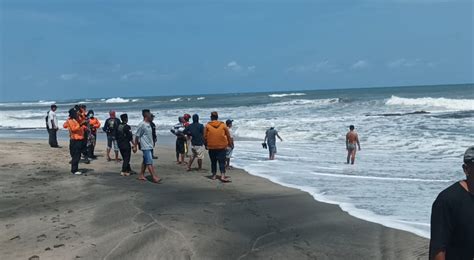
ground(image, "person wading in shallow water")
xmin=345 ymin=125 xmax=361 ymax=165
xmin=264 ymin=123 xmax=283 ymax=160
xmin=429 ymin=146 xmax=474 ymax=260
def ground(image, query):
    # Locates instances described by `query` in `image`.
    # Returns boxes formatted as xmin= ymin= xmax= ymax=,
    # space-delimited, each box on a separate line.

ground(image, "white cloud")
xmin=226 ymin=61 xmax=256 ymax=74
xmin=59 ymin=73 xmax=78 ymax=80
xmin=286 ymin=60 xmax=340 ymax=73
xmin=121 ymin=71 xmax=146 ymax=80
xmin=120 ymin=70 xmax=176 ymax=81
xmin=351 ymin=60 xmax=369 ymax=70
xmin=387 ymin=58 xmax=437 ymax=69
xmin=227 ymin=61 xmax=242 ymax=72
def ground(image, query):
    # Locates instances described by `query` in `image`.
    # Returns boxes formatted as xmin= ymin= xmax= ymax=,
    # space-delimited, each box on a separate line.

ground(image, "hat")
xmin=183 ymin=114 xmax=191 ymax=120
xmin=226 ymin=119 xmax=233 ymax=125
xmin=464 ymin=146 xmax=474 ymax=164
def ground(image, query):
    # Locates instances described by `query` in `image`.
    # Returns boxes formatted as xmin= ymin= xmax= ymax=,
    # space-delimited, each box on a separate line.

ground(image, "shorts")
xmin=176 ymin=139 xmax=186 ymax=154
xmin=191 ymin=145 xmax=205 ymax=160
xmin=347 ymin=143 xmax=356 ymax=151
xmin=268 ymin=144 xmax=277 ymax=155
xmin=226 ymin=147 xmax=233 ymax=159
xmin=142 ymin=149 xmax=153 ymax=165
xmin=107 ymin=135 xmax=119 ymax=151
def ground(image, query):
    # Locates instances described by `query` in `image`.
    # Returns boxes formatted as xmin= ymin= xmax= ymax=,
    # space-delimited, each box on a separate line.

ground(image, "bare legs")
xmin=347 ymin=149 xmax=356 ymax=164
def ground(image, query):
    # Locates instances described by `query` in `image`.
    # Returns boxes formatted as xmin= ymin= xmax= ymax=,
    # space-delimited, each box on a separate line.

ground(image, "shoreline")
xmin=1 ymin=135 xmax=432 ymax=238
xmin=0 ymin=139 xmax=429 ymax=259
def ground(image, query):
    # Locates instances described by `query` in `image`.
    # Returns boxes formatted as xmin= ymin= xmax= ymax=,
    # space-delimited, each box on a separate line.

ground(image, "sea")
xmin=1 ymin=83 xmax=473 ymax=238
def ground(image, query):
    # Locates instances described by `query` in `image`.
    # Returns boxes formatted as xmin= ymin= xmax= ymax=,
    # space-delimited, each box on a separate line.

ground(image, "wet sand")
xmin=0 ymin=139 xmax=429 ymax=259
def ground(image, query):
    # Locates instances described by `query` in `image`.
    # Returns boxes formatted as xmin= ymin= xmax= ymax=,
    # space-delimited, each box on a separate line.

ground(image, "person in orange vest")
xmin=204 ymin=111 xmax=232 ymax=182
xmin=87 ymin=110 xmax=101 ymax=159
xmin=76 ymin=104 xmax=90 ymax=163
xmin=63 ymin=108 xmax=86 ymax=175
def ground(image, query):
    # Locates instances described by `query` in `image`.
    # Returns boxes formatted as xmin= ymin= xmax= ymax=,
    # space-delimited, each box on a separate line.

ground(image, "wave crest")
xmin=268 ymin=93 xmax=306 ymax=98
xmin=386 ymin=96 xmax=474 ymax=111
xmin=105 ymin=97 xmax=130 ymax=103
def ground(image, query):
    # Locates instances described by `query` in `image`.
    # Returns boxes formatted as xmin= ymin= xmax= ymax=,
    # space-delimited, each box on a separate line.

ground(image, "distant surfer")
xmin=346 ymin=125 xmax=361 ymax=164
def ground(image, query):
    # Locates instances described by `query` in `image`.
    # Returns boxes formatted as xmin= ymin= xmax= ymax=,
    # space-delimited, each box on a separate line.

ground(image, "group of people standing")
xmin=48 ymin=104 xmax=242 ymax=183
xmin=170 ymin=111 xmax=234 ymax=181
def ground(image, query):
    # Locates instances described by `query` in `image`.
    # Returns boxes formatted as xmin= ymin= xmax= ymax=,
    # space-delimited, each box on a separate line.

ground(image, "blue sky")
xmin=0 ymin=0 xmax=472 ymax=101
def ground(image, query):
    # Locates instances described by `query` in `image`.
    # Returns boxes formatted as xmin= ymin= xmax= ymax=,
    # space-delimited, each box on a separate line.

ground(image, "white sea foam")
xmin=105 ymin=97 xmax=130 ymax=103
xmin=273 ymin=98 xmax=339 ymax=106
xmin=170 ymin=97 xmax=182 ymax=102
xmin=197 ymin=97 xmax=206 ymax=100
xmin=268 ymin=93 xmax=306 ymax=98
xmin=386 ymin=96 xmax=474 ymax=111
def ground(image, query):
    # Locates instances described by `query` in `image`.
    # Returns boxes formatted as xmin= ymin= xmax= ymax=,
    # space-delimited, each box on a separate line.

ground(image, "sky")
xmin=0 ymin=0 xmax=473 ymax=102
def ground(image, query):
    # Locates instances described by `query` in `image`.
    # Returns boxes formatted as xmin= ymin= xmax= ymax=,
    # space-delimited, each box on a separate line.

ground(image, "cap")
xmin=464 ymin=146 xmax=474 ymax=164
xmin=226 ymin=119 xmax=233 ymax=125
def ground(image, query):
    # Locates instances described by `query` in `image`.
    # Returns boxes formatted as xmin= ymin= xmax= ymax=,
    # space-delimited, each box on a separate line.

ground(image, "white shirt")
xmin=47 ymin=110 xmax=58 ymax=129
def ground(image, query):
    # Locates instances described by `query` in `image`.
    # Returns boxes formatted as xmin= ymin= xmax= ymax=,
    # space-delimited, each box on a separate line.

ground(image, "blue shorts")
xmin=142 ymin=149 xmax=153 ymax=165
xmin=107 ymin=135 xmax=119 ymax=151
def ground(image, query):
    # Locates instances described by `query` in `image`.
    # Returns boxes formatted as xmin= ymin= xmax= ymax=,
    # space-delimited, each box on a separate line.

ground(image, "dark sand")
xmin=0 ymin=139 xmax=429 ymax=259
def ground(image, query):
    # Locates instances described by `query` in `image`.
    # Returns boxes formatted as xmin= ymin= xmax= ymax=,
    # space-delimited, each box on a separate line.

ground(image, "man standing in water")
xmin=264 ymin=123 xmax=283 ymax=160
xmin=345 ymin=125 xmax=361 ymax=165
xmin=429 ymin=146 xmax=474 ymax=260
xmin=204 ymin=111 xmax=232 ymax=181
xmin=134 ymin=109 xmax=161 ymax=183
xmin=47 ymin=104 xmax=59 ymax=148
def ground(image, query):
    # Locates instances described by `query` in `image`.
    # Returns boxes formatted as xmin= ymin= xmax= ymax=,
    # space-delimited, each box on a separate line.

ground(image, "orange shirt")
xmin=63 ymin=118 xmax=85 ymax=140
xmin=204 ymin=120 xmax=231 ymax=150
xmin=89 ymin=117 xmax=101 ymax=133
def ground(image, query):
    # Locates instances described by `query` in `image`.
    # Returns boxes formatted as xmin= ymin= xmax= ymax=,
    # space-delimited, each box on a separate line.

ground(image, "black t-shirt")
xmin=103 ymin=118 xmax=121 ymax=137
xmin=116 ymin=123 xmax=133 ymax=149
xmin=184 ymin=122 xmax=204 ymax=146
xmin=430 ymin=182 xmax=474 ymax=259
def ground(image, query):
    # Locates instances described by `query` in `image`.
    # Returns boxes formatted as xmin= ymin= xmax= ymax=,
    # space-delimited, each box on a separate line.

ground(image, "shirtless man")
xmin=346 ymin=125 xmax=361 ymax=165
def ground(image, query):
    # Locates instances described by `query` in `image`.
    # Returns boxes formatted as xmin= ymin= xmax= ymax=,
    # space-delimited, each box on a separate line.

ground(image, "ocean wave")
xmin=272 ymin=98 xmax=339 ymax=106
xmin=268 ymin=93 xmax=306 ymax=98
xmin=105 ymin=97 xmax=130 ymax=103
xmin=170 ymin=97 xmax=182 ymax=102
xmin=197 ymin=97 xmax=206 ymax=100
xmin=386 ymin=96 xmax=474 ymax=111
xmin=0 ymin=100 xmax=56 ymax=107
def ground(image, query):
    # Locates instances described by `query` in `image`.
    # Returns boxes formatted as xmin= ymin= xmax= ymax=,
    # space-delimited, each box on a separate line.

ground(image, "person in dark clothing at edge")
xmin=116 ymin=114 xmax=135 ymax=176
xmin=150 ymin=114 xmax=158 ymax=159
xmin=46 ymin=104 xmax=60 ymax=148
xmin=429 ymin=146 xmax=474 ymax=260
xmin=184 ymin=114 xmax=205 ymax=171
xmin=103 ymin=110 xmax=121 ymax=162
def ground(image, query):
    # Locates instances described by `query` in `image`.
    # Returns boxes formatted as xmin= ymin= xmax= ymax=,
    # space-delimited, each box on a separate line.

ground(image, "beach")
xmin=0 ymin=139 xmax=428 ymax=259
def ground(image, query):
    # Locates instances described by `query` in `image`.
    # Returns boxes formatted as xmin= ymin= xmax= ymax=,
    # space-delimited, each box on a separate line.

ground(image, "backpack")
xmin=116 ymin=124 xmax=125 ymax=140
